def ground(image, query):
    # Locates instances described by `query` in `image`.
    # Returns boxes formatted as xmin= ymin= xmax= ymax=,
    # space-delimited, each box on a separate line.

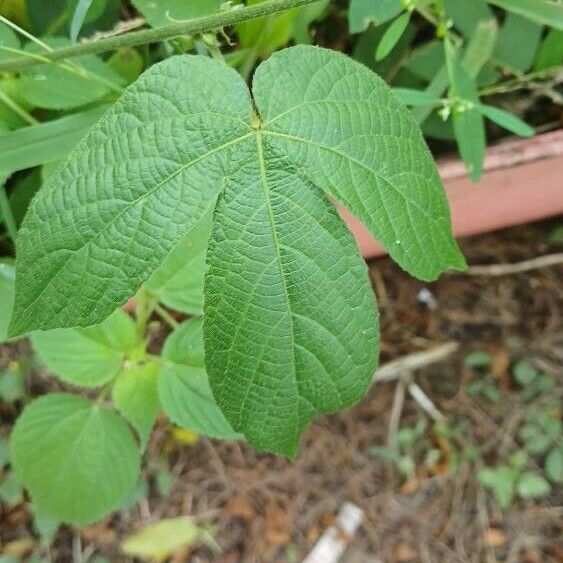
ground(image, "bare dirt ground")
xmin=1 ymin=219 xmax=562 ymax=563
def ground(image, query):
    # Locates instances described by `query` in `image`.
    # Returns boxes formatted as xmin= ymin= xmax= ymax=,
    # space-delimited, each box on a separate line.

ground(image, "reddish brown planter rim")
xmin=341 ymin=129 xmax=563 ymax=260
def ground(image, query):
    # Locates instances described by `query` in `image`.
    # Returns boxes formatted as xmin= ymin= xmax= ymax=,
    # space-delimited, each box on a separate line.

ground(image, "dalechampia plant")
xmin=8 ymin=45 xmax=465 ymax=524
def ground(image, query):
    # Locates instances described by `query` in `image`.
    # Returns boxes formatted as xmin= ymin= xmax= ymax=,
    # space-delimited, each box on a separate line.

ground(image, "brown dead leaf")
xmin=265 ymin=500 xmax=291 ymax=546
xmin=2 ymin=538 xmax=35 ymax=558
xmin=80 ymin=520 xmax=117 ymax=546
xmin=484 ymin=527 xmax=507 ymax=547
xmin=393 ymin=543 xmax=418 ymax=561
xmin=226 ymin=495 xmax=255 ymax=522
xmin=491 ymin=347 xmax=511 ymax=390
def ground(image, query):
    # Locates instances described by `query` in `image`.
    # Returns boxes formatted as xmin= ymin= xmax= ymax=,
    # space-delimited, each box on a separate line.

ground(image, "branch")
xmin=0 ymin=0 xmax=323 ymax=73
xmin=465 ymin=253 xmax=563 ymax=276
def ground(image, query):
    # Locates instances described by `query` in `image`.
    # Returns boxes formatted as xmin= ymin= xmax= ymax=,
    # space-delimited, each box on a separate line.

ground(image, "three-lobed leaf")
xmin=11 ymin=46 xmax=464 ymax=455
xmin=10 ymin=393 xmax=140 ymax=524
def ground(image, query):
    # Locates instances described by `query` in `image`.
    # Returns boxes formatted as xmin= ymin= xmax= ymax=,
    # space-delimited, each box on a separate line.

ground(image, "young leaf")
xmin=477 ymin=104 xmax=534 ymax=137
xmin=146 ymin=208 xmax=212 ymax=316
xmin=487 ymin=0 xmax=563 ymax=29
xmin=31 ymin=309 xmax=138 ymax=387
xmin=349 ymin=0 xmax=402 ymax=33
xmin=392 ymin=88 xmax=442 ymax=107
xmin=10 ymin=393 xmax=140 ymax=524
xmin=11 ymin=47 xmax=463 ymax=455
xmin=462 ymin=18 xmax=498 ymax=78
xmin=70 ymin=0 xmax=94 ymax=42
xmin=159 ymin=319 xmax=241 ymax=440
xmin=375 ymin=12 xmax=411 ymax=61
xmin=112 ymin=361 xmax=160 ymax=449
xmin=0 ymin=21 xmax=20 ymax=63
xmin=449 ymin=53 xmax=486 ymax=182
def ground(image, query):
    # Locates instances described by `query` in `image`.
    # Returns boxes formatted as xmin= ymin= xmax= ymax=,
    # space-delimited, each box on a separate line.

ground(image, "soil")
xmin=1 ymin=219 xmax=562 ymax=563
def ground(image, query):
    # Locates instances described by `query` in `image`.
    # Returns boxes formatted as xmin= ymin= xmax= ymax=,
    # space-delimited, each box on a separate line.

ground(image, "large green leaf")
xmin=11 ymin=47 xmax=463 ymax=454
xmin=445 ymin=0 xmax=493 ymax=36
xmin=146 ymin=207 xmax=212 ymax=315
xmin=10 ymin=393 xmax=140 ymax=524
xmin=159 ymin=318 xmax=241 ymax=440
xmin=534 ymin=29 xmax=563 ymax=70
xmin=31 ymin=309 xmax=138 ymax=387
xmin=112 ymin=361 xmax=160 ymax=449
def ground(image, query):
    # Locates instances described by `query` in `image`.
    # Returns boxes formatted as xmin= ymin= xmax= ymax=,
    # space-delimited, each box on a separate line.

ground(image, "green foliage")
xmin=131 ymin=0 xmax=223 ymax=28
xmin=349 ymin=0 xmax=402 ymax=33
xmin=112 ymin=361 xmax=160 ymax=449
xmin=31 ymin=309 xmax=138 ymax=387
xmin=477 ymin=450 xmax=551 ymax=508
xmin=18 ymin=38 xmax=123 ymax=110
xmin=375 ymin=11 xmax=410 ymax=61
xmin=159 ymin=318 xmax=241 ymax=440
xmin=512 ymin=361 xmax=555 ymax=401
xmin=487 ymin=0 xmax=563 ymax=29
xmin=10 ymin=393 xmax=140 ymax=524
xmin=0 ymin=260 xmax=14 ymax=342
xmin=10 ymin=46 xmax=462 ymax=456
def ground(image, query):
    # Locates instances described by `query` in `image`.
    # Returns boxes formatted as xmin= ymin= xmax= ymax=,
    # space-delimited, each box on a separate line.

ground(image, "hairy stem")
xmin=0 ymin=0 xmax=323 ymax=73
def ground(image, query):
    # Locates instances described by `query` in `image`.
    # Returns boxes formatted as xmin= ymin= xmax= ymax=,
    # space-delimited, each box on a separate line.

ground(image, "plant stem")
xmin=479 ymin=66 xmax=562 ymax=96
xmin=0 ymin=0 xmax=323 ymax=73
xmin=154 ymin=304 xmax=179 ymax=329
xmin=0 ymin=182 xmax=18 ymax=243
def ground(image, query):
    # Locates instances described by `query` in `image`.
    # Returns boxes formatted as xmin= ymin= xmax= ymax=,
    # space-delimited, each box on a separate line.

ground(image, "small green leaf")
xmin=159 ymin=319 xmax=241 ymax=440
xmin=534 ymin=29 xmax=563 ymax=70
xmin=464 ymin=350 xmax=492 ymax=369
xmin=0 ymin=471 xmax=23 ymax=505
xmin=449 ymin=53 xmax=486 ymax=182
xmin=375 ymin=12 xmax=411 ymax=61
xmin=494 ymin=13 xmax=543 ymax=72
xmin=132 ymin=0 xmax=223 ymax=27
xmin=516 ymin=472 xmax=551 ymax=499
xmin=31 ymin=309 xmax=138 ymax=387
xmin=10 ymin=393 xmax=140 ymax=524
xmin=445 ymin=0 xmax=493 ymax=36
xmin=392 ymin=88 xmax=441 ymax=107
xmin=462 ymin=18 xmax=498 ymax=78
xmin=121 ymin=517 xmax=201 ymax=561
xmin=107 ymin=47 xmax=144 ymax=84
xmin=477 ymin=104 xmax=534 ymax=137
xmin=513 ymin=360 xmax=538 ymax=386
xmin=0 ymin=261 xmax=15 ymax=342
xmin=70 ymin=0 xmax=94 ymax=42
xmin=146 ymin=208 xmax=212 ymax=316
xmin=487 ymin=0 xmax=563 ymax=29
xmin=477 ymin=466 xmax=517 ymax=508
xmin=349 ymin=0 xmax=402 ymax=33
xmin=18 ymin=38 xmax=123 ymax=110
xmin=545 ymin=446 xmax=563 ymax=484
xmin=112 ymin=361 xmax=160 ymax=449
xmin=0 ymin=364 xmax=24 ymax=402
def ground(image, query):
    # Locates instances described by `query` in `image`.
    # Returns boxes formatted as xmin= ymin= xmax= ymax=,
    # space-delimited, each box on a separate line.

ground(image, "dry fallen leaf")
xmin=484 ymin=527 xmax=507 ymax=547
xmin=226 ymin=494 xmax=255 ymax=522
xmin=265 ymin=501 xmax=291 ymax=546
